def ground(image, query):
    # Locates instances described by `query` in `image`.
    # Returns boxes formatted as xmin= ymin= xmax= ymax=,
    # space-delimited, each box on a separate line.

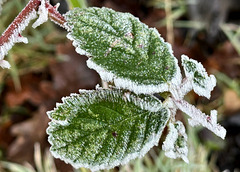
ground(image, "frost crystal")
xmin=0 ymin=0 xmax=7 ymax=14
xmin=32 ymin=0 xmax=48 ymax=28
xmin=162 ymin=121 xmax=189 ymax=163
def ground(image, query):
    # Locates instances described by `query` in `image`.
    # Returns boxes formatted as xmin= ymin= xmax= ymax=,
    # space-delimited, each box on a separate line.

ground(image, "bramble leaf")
xmin=47 ymin=88 xmax=170 ymax=171
xmin=162 ymin=121 xmax=188 ymax=163
xmin=64 ymin=7 xmax=181 ymax=94
xmin=181 ymin=55 xmax=216 ymax=99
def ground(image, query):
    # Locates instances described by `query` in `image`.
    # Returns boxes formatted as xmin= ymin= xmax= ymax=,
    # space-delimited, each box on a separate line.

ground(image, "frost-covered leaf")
xmin=162 ymin=121 xmax=188 ymax=163
xmin=64 ymin=7 xmax=181 ymax=94
xmin=181 ymin=55 xmax=216 ymax=99
xmin=47 ymin=88 xmax=170 ymax=171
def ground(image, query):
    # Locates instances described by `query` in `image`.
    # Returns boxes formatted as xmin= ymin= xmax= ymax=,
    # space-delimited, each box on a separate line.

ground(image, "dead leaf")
xmin=224 ymin=89 xmax=240 ymax=115
xmin=7 ymin=106 xmax=50 ymax=164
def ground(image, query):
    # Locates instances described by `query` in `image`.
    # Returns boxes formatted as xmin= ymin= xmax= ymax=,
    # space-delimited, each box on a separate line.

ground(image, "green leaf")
xmin=64 ymin=7 xmax=181 ymax=94
xmin=47 ymin=88 xmax=170 ymax=171
xmin=181 ymin=55 xmax=216 ymax=99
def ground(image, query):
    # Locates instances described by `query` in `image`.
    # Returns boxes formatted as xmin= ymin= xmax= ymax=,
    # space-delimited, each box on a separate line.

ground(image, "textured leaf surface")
xmin=47 ymin=88 xmax=170 ymax=171
xmin=181 ymin=55 xmax=216 ymax=99
xmin=64 ymin=7 xmax=181 ymax=94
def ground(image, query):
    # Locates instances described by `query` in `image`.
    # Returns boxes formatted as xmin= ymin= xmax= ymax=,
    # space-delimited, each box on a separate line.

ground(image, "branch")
xmin=0 ymin=0 xmax=7 ymax=14
xmin=0 ymin=0 xmax=66 ymax=68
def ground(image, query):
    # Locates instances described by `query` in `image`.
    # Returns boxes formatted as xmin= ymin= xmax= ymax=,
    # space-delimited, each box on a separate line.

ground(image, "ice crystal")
xmin=162 ymin=121 xmax=188 ymax=163
xmin=32 ymin=0 xmax=48 ymax=28
xmin=0 ymin=0 xmax=53 ymax=69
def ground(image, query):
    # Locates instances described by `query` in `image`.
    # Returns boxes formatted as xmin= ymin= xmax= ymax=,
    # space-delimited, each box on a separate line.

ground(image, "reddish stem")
xmin=0 ymin=0 xmax=66 ymax=46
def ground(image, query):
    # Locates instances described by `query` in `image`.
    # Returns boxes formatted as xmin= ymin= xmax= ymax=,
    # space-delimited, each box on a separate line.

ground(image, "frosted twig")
xmin=45 ymin=1 xmax=66 ymax=28
xmin=0 ymin=0 xmax=39 ymax=68
xmin=172 ymin=98 xmax=226 ymax=139
xmin=0 ymin=0 xmax=66 ymax=69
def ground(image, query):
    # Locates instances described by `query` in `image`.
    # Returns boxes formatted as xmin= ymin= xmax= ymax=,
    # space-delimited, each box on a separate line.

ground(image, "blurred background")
xmin=0 ymin=0 xmax=240 ymax=171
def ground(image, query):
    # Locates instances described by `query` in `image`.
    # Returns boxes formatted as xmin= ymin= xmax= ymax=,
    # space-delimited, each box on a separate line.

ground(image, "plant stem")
xmin=0 ymin=0 xmax=66 ymax=68
xmin=0 ymin=0 xmax=40 ymax=46
xmin=0 ymin=0 xmax=66 ymax=46
xmin=164 ymin=0 xmax=174 ymax=44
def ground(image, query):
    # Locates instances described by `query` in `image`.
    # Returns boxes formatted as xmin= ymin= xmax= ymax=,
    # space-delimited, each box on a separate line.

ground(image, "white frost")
xmin=173 ymin=98 xmax=226 ymax=139
xmin=0 ymin=0 xmax=7 ymax=14
xmin=66 ymin=24 xmax=182 ymax=95
xmin=47 ymin=87 xmax=171 ymax=171
xmin=0 ymin=0 xmax=51 ymax=69
xmin=32 ymin=0 xmax=49 ymax=28
xmin=66 ymin=33 xmax=92 ymax=56
xmin=162 ymin=121 xmax=189 ymax=163
xmin=48 ymin=111 xmax=170 ymax=172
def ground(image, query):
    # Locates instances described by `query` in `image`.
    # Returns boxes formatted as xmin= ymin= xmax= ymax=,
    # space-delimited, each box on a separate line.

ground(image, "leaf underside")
xmin=64 ymin=7 xmax=180 ymax=94
xmin=47 ymin=89 xmax=170 ymax=171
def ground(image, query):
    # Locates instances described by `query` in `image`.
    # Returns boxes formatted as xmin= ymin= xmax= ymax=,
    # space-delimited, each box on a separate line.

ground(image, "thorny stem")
xmin=0 ymin=0 xmax=66 ymax=46
xmin=0 ymin=0 xmax=40 ymax=46
xmin=0 ymin=0 xmax=66 ymax=68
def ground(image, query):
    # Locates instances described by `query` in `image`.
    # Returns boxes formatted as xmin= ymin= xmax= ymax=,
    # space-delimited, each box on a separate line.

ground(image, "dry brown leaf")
xmin=224 ymin=89 xmax=240 ymax=115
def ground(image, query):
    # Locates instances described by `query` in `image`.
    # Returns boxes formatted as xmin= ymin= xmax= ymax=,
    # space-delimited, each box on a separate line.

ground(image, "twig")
xmin=0 ymin=0 xmax=66 ymax=68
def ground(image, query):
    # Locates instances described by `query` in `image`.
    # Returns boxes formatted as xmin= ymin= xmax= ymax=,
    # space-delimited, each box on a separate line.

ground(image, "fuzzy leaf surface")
xmin=64 ymin=7 xmax=181 ymax=94
xmin=47 ymin=89 xmax=170 ymax=171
